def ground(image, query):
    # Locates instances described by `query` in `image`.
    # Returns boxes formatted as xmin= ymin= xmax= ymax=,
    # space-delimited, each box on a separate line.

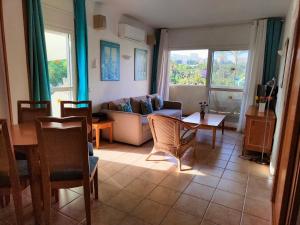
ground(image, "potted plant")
xmin=199 ymin=101 xmax=208 ymax=119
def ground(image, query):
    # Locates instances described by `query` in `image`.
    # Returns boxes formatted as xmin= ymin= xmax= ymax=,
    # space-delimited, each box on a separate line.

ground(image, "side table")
xmin=92 ymin=120 xmax=113 ymax=149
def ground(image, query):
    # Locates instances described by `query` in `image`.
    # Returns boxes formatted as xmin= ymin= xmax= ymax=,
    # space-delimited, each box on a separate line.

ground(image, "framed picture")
xmin=100 ymin=40 xmax=120 ymax=81
xmin=134 ymin=48 xmax=148 ymax=81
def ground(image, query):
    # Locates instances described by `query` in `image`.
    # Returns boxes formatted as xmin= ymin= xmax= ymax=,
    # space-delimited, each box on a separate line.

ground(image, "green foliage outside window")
xmin=48 ymin=59 xmax=67 ymax=87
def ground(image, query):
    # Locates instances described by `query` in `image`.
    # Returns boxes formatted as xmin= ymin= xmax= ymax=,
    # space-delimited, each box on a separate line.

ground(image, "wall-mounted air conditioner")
xmin=118 ymin=24 xmax=146 ymax=43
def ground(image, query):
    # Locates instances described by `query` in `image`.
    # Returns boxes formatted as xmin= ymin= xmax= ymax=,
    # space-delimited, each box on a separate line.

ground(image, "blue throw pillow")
xmin=140 ymin=98 xmax=153 ymax=115
xmin=119 ymin=102 xmax=133 ymax=112
xmin=154 ymin=95 xmax=164 ymax=110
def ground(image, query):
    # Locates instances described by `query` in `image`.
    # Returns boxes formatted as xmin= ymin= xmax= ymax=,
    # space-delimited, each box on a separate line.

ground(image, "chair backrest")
xmin=17 ymin=101 xmax=51 ymax=124
xmin=35 ymin=116 xmax=89 ymax=181
xmin=60 ymin=101 xmax=92 ymax=141
xmin=0 ymin=119 xmax=20 ymax=189
xmin=148 ymin=114 xmax=181 ymax=148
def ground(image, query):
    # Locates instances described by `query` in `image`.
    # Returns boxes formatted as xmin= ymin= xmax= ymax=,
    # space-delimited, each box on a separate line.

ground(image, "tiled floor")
xmin=0 ymin=129 xmax=273 ymax=225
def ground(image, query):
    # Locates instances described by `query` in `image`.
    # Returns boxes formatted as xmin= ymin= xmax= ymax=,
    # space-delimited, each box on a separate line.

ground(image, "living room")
xmin=1 ymin=0 xmax=300 ymax=225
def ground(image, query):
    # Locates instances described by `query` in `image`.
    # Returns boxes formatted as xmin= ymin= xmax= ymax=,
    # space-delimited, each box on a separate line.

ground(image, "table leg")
xmin=222 ymin=121 xmax=225 ymax=135
xmin=109 ymin=126 xmax=113 ymax=143
xmin=27 ymin=147 xmax=42 ymax=225
xmin=95 ymin=128 xmax=100 ymax=149
xmin=212 ymin=127 xmax=216 ymax=149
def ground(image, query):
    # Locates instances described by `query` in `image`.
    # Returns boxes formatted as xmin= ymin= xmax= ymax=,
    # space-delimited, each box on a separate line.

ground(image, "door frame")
xmin=272 ymin=1 xmax=300 ymax=224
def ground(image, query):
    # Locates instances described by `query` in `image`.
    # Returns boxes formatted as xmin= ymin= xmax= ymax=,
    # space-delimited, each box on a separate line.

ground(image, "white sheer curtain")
xmin=157 ymin=29 xmax=169 ymax=100
xmin=237 ymin=20 xmax=267 ymax=132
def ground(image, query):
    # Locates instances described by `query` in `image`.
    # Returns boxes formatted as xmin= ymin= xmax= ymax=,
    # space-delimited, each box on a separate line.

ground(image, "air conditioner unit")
xmin=118 ymin=24 xmax=146 ymax=43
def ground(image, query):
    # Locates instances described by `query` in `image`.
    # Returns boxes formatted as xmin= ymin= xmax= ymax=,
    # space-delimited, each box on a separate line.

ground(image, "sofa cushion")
xmin=130 ymin=96 xmax=147 ymax=113
xmin=153 ymin=109 xmax=182 ymax=119
xmin=119 ymin=102 xmax=133 ymax=112
xmin=140 ymin=98 xmax=154 ymax=115
xmin=108 ymin=98 xmax=129 ymax=111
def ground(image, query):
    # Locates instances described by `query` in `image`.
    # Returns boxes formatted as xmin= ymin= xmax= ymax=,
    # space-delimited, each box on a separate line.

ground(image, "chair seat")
xmin=88 ymin=142 xmax=94 ymax=156
xmin=50 ymin=156 xmax=99 ymax=182
xmin=0 ymin=160 xmax=29 ymax=188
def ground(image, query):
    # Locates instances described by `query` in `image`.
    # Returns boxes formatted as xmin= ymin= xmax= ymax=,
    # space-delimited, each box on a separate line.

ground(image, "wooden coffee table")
xmin=92 ymin=120 xmax=113 ymax=149
xmin=183 ymin=112 xmax=226 ymax=149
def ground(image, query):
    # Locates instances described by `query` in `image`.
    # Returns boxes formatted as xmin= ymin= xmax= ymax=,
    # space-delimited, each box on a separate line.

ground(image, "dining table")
xmin=10 ymin=121 xmax=92 ymax=225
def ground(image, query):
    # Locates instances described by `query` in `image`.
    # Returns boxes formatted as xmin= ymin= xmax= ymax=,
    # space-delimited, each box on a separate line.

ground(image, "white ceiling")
xmin=95 ymin=0 xmax=290 ymax=28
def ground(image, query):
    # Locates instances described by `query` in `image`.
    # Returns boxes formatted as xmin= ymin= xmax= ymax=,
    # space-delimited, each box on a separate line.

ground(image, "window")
xmin=45 ymin=31 xmax=74 ymax=116
xmin=169 ymin=50 xmax=208 ymax=85
xmin=209 ymin=50 xmax=249 ymax=123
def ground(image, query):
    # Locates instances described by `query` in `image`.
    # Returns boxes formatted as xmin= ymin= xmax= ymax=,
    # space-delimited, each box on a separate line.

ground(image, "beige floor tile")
xmin=217 ymin=178 xmax=246 ymax=196
xmin=160 ymin=173 xmax=192 ymax=192
xmin=107 ymin=190 xmax=144 ymax=213
xmin=52 ymin=189 xmax=81 ymax=209
xmin=241 ymin=214 xmax=271 ymax=225
xmin=246 ymin=178 xmax=273 ymax=201
xmin=222 ymin=170 xmax=248 ymax=184
xmin=212 ymin=189 xmax=244 ymax=211
xmin=226 ymin=162 xmax=249 ymax=173
xmin=244 ymin=197 xmax=272 ymax=221
xmin=59 ymin=196 xmax=102 ymax=222
xmin=3 ymin=205 xmax=35 ymax=225
xmin=204 ymin=203 xmax=242 ymax=225
xmin=104 ymin=171 xmax=136 ymax=188
xmin=174 ymin=194 xmax=209 ymax=217
xmin=119 ymin=215 xmax=151 ymax=225
xmin=121 ymin=165 xmax=147 ymax=177
xmin=200 ymin=219 xmax=217 ymax=225
xmin=132 ymin=199 xmax=169 ymax=225
xmin=198 ymin=165 xmax=224 ymax=178
xmin=161 ymin=208 xmax=201 ymax=225
xmin=206 ymin=159 xmax=228 ymax=169
xmin=99 ymin=182 xmax=123 ymax=203
xmin=124 ymin=178 xmax=156 ymax=197
xmin=147 ymin=186 xmax=180 ymax=206
xmin=193 ymin=174 xmax=220 ymax=188
xmin=139 ymin=170 xmax=168 ymax=184
xmin=51 ymin=210 xmax=78 ymax=225
xmin=89 ymin=204 xmax=126 ymax=225
xmin=184 ymin=182 xmax=215 ymax=201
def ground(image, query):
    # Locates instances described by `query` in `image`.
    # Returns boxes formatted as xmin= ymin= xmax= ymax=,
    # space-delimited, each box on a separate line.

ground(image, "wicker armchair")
xmin=147 ymin=114 xmax=199 ymax=171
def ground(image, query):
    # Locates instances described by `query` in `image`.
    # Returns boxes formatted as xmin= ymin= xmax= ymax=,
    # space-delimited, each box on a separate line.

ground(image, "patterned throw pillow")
xmin=154 ymin=95 xmax=164 ymax=110
xmin=140 ymin=97 xmax=153 ymax=115
xmin=119 ymin=102 xmax=133 ymax=112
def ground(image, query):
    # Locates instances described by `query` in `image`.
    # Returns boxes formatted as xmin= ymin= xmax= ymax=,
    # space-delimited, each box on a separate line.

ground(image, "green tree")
xmin=48 ymin=59 xmax=67 ymax=87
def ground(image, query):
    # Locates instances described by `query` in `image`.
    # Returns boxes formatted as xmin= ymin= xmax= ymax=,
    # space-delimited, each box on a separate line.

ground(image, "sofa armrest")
xmin=163 ymin=101 xmax=182 ymax=110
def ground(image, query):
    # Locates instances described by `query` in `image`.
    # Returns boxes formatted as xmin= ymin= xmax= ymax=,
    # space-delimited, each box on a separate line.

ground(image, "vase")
xmin=258 ymin=103 xmax=266 ymax=113
xmin=200 ymin=111 xmax=205 ymax=120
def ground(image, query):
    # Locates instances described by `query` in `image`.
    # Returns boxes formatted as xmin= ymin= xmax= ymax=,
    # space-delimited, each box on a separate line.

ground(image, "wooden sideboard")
xmin=243 ymin=106 xmax=276 ymax=154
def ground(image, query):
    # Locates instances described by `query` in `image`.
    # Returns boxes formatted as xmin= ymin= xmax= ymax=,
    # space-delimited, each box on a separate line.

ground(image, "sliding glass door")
xmin=45 ymin=30 xmax=75 ymax=116
xmin=209 ymin=50 xmax=249 ymax=125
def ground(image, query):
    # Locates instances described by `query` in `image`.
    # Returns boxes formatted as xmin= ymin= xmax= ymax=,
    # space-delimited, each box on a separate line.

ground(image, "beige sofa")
xmin=100 ymin=95 xmax=182 ymax=146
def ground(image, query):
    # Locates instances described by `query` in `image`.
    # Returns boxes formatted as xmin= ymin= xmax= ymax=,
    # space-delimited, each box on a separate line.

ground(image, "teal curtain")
xmin=74 ymin=0 xmax=89 ymax=101
xmin=26 ymin=0 xmax=51 ymax=101
xmin=150 ymin=29 xmax=161 ymax=94
xmin=262 ymin=18 xmax=283 ymax=84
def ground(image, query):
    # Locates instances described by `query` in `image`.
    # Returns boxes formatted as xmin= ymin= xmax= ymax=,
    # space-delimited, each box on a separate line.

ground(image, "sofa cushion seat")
xmin=153 ymin=109 xmax=182 ymax=119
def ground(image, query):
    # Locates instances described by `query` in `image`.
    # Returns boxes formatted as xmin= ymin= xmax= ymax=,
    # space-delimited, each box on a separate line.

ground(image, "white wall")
xmin=270 ymin=0 xmax=299 ymax=175
xmin=2 ymin=0 xmax=29 ymax=124
xmin=87 ymin=2 xmax=154 ymax=111
xmin=168 ymin=23 xmax=252 ymax=50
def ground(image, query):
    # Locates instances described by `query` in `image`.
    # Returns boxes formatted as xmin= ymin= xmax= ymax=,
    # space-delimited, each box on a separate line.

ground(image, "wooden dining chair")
xmin=0 ymin=119 xmax=29 ymax=225
xmin=60 ymin=100 xmax=94 ymax=156
xmin=17 ymin=100 xmax=51 ymax=124
xmin=35 ymin=116 xmax=99 ymax=225
xmin=147 ymin=114 xmax=199 ymax=171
